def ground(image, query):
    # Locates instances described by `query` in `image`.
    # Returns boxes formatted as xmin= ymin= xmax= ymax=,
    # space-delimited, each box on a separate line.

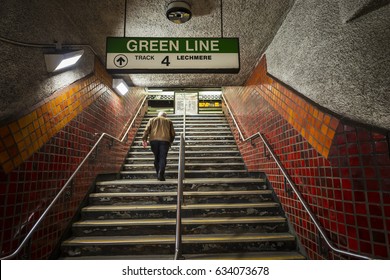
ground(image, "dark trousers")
xmin=150 ymin=140 xmax=170 ymax=175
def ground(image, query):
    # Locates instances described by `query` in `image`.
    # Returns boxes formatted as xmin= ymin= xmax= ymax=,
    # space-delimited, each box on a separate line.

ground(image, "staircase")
xmin=60 ymin=113 xmax=305 ymax=259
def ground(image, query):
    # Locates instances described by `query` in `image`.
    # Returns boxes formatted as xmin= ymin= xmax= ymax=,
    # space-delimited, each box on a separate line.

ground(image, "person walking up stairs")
xmin=142 ymin=111 xmax=176 ymax=181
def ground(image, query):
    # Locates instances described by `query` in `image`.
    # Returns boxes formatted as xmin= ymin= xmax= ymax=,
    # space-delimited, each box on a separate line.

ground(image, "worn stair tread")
xmin=73 ymin=216 xmax=286 ymax=227
xmin=184 ymin=251 xmax=305 ymax=260
xmin=82 ymin=202 xmax=279 ymax=212
xmin=131 ymin=145 xmax=238 ymax=148
xmin=123 ymin=162 xmax=245 ymax=167
xmin=120 ymin=170 xmax=248 ymax=174
xmin=60 ymin=251 xmax=304 ymax=260
xmin=126 ymin=156 xmax=242 ymax=161
xmin=96 ymin=177 xmax=265 ymax=186
xmin=128 ymin=151 xmax=240 ymax=156
xmin=90 ymin=190 xmax=272 ymax=197
xmin=62 ymin=233 xmax=295 ymax=245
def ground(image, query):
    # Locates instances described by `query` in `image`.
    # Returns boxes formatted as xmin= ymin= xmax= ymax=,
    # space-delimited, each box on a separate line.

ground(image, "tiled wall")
xmin=223 ymin=55 xmax=390 ymax=259
xmin=0 ymin=59 xmax=146 ymax=259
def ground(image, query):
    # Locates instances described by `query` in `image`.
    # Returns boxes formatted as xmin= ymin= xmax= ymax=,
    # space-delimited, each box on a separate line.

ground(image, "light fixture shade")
xmin=113 ymin=79 xmax=129 ymax=96
xmin=44 ymin=49 xmax=84 ymax=72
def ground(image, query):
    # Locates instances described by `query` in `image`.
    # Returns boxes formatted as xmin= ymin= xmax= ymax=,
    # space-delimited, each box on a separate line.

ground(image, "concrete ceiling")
xmin=57 ymin=0 xmax=294 ymax=87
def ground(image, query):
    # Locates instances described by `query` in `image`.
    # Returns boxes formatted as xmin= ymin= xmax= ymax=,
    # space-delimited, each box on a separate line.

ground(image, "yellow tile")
xmin=38 ymin=116 xmax=45 ymax=127
xmin=28 ymin=123 xmax=35 ymax=134
xmin=16 ymin=140 xmax=25 ymax=151
xmin=33 ymin=120 xmax=40 ymax=130
xmin=18 ymin=115 xmax=31 ymax=129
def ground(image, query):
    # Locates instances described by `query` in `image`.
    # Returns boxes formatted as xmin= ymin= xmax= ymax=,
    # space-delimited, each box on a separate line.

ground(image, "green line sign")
xmin=106 ymin=37 xmax=240 ymax=73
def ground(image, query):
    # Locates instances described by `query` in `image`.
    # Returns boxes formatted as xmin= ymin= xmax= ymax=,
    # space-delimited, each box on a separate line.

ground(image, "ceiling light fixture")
xmin=113 ymin=79 xmax=129 ymax=96
xmin=44 ymin=49 xmax=84 ymax=72
xmin=166 ymin=1 xmax=192 ymax=24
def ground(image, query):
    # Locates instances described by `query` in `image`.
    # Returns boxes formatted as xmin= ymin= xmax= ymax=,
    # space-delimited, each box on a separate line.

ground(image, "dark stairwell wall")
xmin=0 ymin=0 xmax=146 ymax=259
xmin=223 ymin=0 xmax=390 ymax=259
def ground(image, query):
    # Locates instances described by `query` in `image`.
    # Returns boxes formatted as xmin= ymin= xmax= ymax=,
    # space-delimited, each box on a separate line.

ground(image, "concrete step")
xmin=132 ymin=139 xmax=237 ymax=146
xmin=89 ymin=189 xmax=273 ymax=205
xmin=120 ymin=169 xmax=250 ymax=179
xmin=80 ymin=202 xmax=280 ymax=220
xmin=95 ymin=177 xmax=267 ymax=193
xmin=126 ymin=156 xmax=243 ymax=164
xmin=72 ymin=216 xmax=287 ymax=236
xmin=60 ymin=251 xmax=305 ymax=260
xmin=129 ymin=145 xmax=238 ymax=152
xmin=140 ymin=120 xmax=228 ymax=124
xmin=61 ymin=233 xmax=296 ymax=257
xmin=127 ymin=150 xmax=242 ymax=158
xmin=122 ymin=162 xmax=246 ymax=171
xmin=136 ymin=131 xmax=234 ymax=136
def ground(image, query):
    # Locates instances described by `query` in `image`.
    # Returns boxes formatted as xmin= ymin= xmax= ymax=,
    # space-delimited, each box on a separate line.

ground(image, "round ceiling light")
xmin=166 ymin=1 xmax=192 ymax=24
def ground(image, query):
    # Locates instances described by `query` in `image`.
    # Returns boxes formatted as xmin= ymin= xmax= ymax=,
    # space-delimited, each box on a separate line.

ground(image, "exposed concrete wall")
xmin=0 ymin=0 xmax=96 ymax=123
xmin=265 ymin=0 xmax=390 ymax=130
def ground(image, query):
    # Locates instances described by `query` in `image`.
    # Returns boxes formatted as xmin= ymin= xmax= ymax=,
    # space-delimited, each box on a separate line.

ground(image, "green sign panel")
xmin=106 ymin=37 xmax=240 ymax=73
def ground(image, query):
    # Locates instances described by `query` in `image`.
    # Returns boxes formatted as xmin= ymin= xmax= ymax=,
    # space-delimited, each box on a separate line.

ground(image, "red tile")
xmin=369 ymin=204 xmax=383 ymax=216
xmin=375 ymin=141 xmax=388 ymax=153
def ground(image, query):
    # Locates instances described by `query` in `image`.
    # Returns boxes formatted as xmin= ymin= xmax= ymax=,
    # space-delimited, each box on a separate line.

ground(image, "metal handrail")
xmin=174 ymin=98 xmax=186 ymax=260
xmin=221 ymin=94 xmax=372 ymax=260
xmin=1 ymin=96 xmax=148 ymax=260
xmin=174 ymin=133 xmax=185 ymax=260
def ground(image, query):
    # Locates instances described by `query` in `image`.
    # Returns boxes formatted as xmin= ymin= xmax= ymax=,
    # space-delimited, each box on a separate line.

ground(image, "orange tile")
xmin=327 ymin=129 xmax=336 ymax=139
xmin=317 ymin=145 xmax=324 ymax=154
xmin=8 ymin=122 xmax=20 ymax=134
xmin=2 ymin=160 xmax=14 ymax=173
xmin=0 ymin=150 xmax=10 ymax=163
xmin=0 ymin=126 xmax=10 ymax=138
xmin=4 ymin=135 xmax=15 ymax=148
xmin=321 ymin=124 xmax=328 ymax=135
xmin=330 ymin=117 xmax=339 ymax=130
xmin=21 ymin=150 xmax=29 ymax=161
xmin=313 ymin=109 xmax=319 ymax=118
xmin=13 ymin=131 xmax=24 ymax=143
xmin=325 ymin=137 xmax=332 ymax=148
xmin=324 ymin=114 xmax=331 ymax=125
xmin=24 ymin=136 xmax=31 ymax=147
xmin=12 ymin=154 xmax=23 ymax=167
xmin=27 ymin=145 xmax=35 ymax=156
xmin=322 ymin=148 xmax=330 ymax=158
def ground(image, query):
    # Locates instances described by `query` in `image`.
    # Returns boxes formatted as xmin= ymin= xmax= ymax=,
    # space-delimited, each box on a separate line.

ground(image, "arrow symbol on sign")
xmin=116 ymin=57 xmax=126 ymax=66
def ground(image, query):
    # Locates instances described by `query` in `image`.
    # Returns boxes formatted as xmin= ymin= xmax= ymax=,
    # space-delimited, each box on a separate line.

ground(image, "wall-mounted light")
xmin=113 ymin=79 xmax=129 ymax=96
xmin=44 ymin=49 xmax=84 ymax=72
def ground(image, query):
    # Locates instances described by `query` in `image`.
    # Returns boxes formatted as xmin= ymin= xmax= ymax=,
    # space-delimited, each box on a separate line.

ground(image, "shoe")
xmin=157 ymin=171 xmax=166 ymax=181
